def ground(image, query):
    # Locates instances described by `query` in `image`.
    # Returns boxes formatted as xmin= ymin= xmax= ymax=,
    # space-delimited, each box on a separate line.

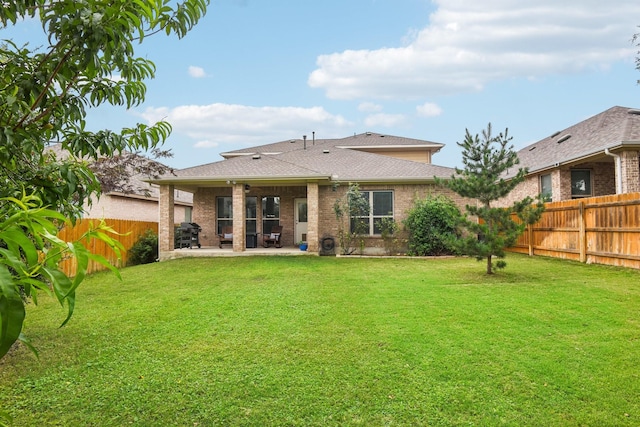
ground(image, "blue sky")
xmin=4 ymin=0 xmax=640 ymax=169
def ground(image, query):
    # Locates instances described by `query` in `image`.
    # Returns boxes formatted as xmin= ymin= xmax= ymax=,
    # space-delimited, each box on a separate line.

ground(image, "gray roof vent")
xmin=290 ymin=139 xmax=296 ymax=143
xmin=550 ymin=131 xmax=561 ymax=138
xmin=323 ymin=149 xmax=330 ymax=154
xmin=557 ymin=134 xmax=571 ymax=143
xmin=252 ymin=154 xmax=261 ymax=160
xmin=628 ymin=109 xmax=640 ymax=115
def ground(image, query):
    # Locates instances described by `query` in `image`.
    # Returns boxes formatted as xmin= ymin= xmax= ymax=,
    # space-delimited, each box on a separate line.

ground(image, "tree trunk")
xmin=486 ymin=254 xmax=493 ymax=274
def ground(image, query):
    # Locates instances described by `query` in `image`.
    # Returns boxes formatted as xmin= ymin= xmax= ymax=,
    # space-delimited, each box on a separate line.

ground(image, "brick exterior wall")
xmin=497 ymin=161 xmax=618 ymax=207
xmin=84 ymin=193 xmax=190 ymax=223
xmin=621 ymin=150 xmax=640 ymax=193
xmin=187 ymin=182 xmax=471 ymax=253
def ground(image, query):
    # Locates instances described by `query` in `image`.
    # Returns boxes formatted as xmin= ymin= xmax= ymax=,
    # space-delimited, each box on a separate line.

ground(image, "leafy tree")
xmin=333 ymin=183 xmax=370 ymax=255
xmin=90 ymin=148 xmax=174 ymax=196
xmin=441 ymin=124 xmax=544 ymax=274
xmin=0 ymin=0 xmax=209 ymax=361
xmin=404 ymin=195 xmax=462 ymax=256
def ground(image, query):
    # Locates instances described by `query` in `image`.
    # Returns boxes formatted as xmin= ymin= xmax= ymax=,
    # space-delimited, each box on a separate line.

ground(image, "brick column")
xmin=159 ymin=184 xmax=175 ymax=256
xmin=555 ymin=169 xmax=572 ymax=201
xmin=232 ymin=183 xmax=246 ymax=252
xmin=620 ymin=150 xmax=640 ymax=193
xmin=307 ymin=182 xmax=319 ymax=253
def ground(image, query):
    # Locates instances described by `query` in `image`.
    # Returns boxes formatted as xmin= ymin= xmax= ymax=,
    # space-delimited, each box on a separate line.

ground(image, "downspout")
xmin=604 ymin=148 xmax=622 ymax=194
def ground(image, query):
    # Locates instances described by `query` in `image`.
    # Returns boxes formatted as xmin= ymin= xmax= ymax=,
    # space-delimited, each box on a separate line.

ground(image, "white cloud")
xmin=416 ymin=102 xmax=443 ymax=117
xmin=364 ymin=113 xmax=406 ymax=128
xmin=188 ymin=66 xmax=207 ymax=78
xmin=358 ymin=102 xmax=383 ymax=113
xmin=194 ymin=140 xmax=219 ymax=148
xmin=308 ymin=0 xmax=639 ymax=100
xmin=139 ymin=103 xmax=352 ymax=148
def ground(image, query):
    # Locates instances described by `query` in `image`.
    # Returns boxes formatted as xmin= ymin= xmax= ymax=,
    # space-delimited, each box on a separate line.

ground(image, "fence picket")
xmin=58 ymin=219 xmax=159 ymax=276
xmin=510 ymin=193 xmax=640 ymax=269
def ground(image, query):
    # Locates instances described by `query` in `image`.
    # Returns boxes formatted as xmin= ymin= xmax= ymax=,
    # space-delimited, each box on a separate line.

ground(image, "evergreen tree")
xmin=443 ymin=124 xmax=544 ymax=274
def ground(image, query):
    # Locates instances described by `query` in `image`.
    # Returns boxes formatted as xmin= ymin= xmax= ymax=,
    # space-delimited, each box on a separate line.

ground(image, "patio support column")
xmin=159 ymin=184 xmax=175 ymax=258
xmin=232 ymin=183 xmax=246 ymax=252
xmin=306 ymin=182 xmax=319 ymax=253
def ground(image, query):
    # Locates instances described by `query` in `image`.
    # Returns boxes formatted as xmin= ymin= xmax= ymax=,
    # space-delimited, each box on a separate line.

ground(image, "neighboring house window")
xmin=262 ymin=196 xmax=280 ymax=234
xmin=571 ymin=170 xmax=592 ymax=198
xmin=216 ymin=196 xmax=233 ymax=234
xmin=246 ymin=196 xmax=257 ymax=234
xmin=540 ymin=174 xmax=552 ymax=202
xmin=351 ymin=190 xmax=394 ymax=235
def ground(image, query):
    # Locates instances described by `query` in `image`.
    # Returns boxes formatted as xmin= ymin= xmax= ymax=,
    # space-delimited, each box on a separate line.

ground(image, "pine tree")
xmin=443 ymin=124 xmax=544 ymax=274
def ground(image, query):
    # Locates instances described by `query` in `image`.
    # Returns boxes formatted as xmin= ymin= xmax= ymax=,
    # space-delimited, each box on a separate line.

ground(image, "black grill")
xmin=178 ymin=222 xmax=202 ymax=249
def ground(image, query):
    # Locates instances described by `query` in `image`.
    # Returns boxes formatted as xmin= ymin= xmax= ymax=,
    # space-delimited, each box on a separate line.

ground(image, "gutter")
xmin=604 ymin=148 xmax=622 ymax=194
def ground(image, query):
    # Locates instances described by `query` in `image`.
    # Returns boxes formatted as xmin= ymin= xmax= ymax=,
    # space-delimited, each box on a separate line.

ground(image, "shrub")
xmin=404 ymin=195 xmax=462 ymax=256
xmin=379 ymin=217 xmax=407 ymax=255
xmin=127 ymin=229 xmax=158 ymax=266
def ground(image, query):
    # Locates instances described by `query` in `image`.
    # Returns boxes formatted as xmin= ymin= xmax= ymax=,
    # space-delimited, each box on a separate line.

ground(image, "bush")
xmin=404 ymin=195 xmax=462 ymax=256
xmin=127 ymin=229 xmax=158 ymax=266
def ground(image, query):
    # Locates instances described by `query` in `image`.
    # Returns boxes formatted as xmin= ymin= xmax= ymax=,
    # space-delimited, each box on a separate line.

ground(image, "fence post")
xmin=579 ymin=201 xmax=586 ymax=263
xmin=528 ymin=224 xmax=534 ymax=256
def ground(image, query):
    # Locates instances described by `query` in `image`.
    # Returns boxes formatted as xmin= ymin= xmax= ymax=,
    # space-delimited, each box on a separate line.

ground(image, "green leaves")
xmin=1 ymin=0 xmax=208 ymax=361
xmin=0 ymin=193 xmax=124 ymax=359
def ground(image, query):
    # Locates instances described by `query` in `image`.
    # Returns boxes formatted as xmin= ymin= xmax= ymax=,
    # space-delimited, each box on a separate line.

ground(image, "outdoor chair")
xmin=262 ymin=225 xmax=283 ymax=248
xmin=218 ymin=225 xmax=233 ymax=248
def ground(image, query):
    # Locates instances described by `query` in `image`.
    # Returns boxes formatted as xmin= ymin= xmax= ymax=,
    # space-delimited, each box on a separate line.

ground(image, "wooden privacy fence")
xmin=57 ymin=218 xmax=158 ymax=276
xmin=508 ymin=192 xmax=640 ymax=269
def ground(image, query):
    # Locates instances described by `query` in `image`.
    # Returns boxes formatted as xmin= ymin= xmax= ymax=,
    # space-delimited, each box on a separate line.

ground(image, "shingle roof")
xmin=220 ymin=132 xmax=444 ymax=157
xmin=167 ymin=132 xmax=453 ymax=186
xmin=515 ymin=106 xmax=640 ymax=176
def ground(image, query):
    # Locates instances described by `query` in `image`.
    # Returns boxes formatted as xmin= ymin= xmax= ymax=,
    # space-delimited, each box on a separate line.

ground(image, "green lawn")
xmin=1 ymin=254 xmax=639 ymax=426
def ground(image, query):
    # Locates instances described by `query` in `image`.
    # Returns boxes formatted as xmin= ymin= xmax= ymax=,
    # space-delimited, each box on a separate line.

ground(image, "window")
xmin=351 ymin=190 xmax=394 ymax=235
xmin=539 ymin=174 xmax=552 ymax=201
xmin=216 ymin=196 xmax=233 ymax=234
xmin=262 ymin=196 xmax=280 ymax=234
xmin=246 ymin=196 xmax=257 ymax=234
xmin=571 ymin=170 xmax=592 ymax=198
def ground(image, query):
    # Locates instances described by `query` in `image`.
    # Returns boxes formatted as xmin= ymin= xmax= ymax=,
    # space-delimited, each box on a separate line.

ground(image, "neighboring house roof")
xmin=512 ymin=106 xmax=640 ymax=177
xmin=155 ymin=133 xmax=453 ymax=189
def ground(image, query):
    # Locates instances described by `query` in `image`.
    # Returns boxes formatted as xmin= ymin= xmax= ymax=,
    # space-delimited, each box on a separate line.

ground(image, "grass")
xmin=1 ymin=254 xmax=639 ymax=426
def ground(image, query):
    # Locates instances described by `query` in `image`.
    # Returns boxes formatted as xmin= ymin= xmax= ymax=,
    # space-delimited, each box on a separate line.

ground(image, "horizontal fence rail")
xmin=509 ymin=193 xmax=640 ymax=270
xmin=58 ymin=219 xmax=158 ymax=276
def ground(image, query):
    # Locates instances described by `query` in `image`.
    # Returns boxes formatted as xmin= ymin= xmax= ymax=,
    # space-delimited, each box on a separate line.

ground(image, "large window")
xmin=351 ymin=190 xmax=394 ymax=235
xmin=262 ymin=196 xmax=280 ymax=234
xmin=217 ymin=196 xmax=258 ymax=234
xmin=216 ymin=196 xmax=233 ymax=234
xmin=246 ymin=196 xmax=257 ymax=234
xmin=571 ymin=170 xmax=592 ymax=198
xmin=540 ymin=174 xmax=552 ymax=201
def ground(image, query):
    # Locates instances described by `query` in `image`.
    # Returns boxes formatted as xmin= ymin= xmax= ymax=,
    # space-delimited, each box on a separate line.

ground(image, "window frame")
xmin=570 ymin=169 xmax=593 ymax=198
xmin=216 ymin=196 xmax=233 ymax=234
xmin=261 ymin=196 xmax=281 ymax=234
xmin=539 ymin=173 xmax=552 ymax=202
xmin=351 ymin=190 xmax=394 ymax=236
